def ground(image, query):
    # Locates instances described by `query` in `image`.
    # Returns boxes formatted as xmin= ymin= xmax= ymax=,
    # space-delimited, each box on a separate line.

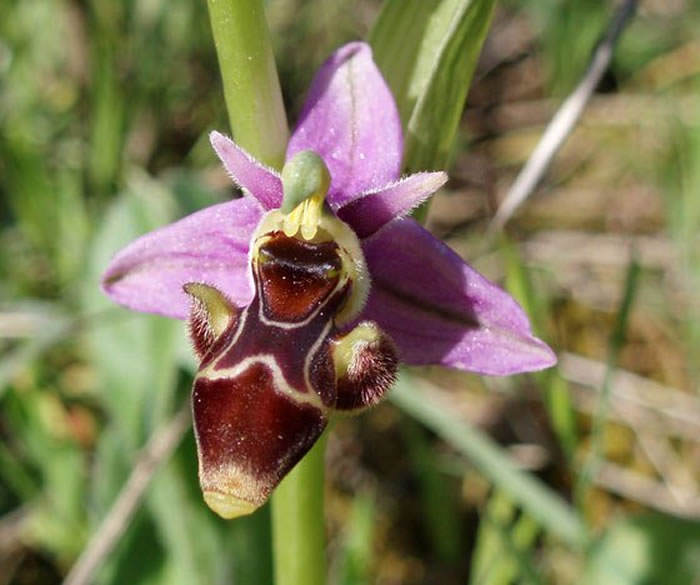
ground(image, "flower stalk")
xmin=205 ymin=1 xmax=327 ymax=581
xmin=206 ymin=0 xmax=289 ymax=169
xmin=271 ymin=433 xmax=328 ymax=585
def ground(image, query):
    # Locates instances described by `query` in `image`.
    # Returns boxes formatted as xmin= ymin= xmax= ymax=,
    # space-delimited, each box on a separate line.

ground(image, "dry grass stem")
xmin=636 ymin=434 xmax=698 ymax=505
xmin=595 ymin=462 xmax=700 ymax=518
xmin=560 ymin=352 xmax=700 ymax=432
xmin=488 ymin=0 xmax=638 ymax=233
xmin=0 ymin=506 xmax=29 ymax=553
xmin=62 ymin=403 xmax=191 ymax=585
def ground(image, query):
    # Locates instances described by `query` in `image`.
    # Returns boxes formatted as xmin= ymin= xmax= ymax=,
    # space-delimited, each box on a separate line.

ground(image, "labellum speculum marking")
xmin=185 ymin=151 xmax=398 ymax=518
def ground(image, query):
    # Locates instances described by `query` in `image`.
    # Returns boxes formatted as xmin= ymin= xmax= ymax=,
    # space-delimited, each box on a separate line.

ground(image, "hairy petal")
xmin=102 ymin=198 xmax=261 ymax=319
xmin=337 ymin=172 xmax=447 ymax=238
xmin=184 ymin=282 xmax=240 ymax=359
xmin=287 ymin=42 xmax=403 ymax=207
xmin=330 ymin=322 xmax=398 ymax=412
xmin=210 ymin=131 xmax=283 ymax=210
xmin=361 ymin=220 xmax=557 ymax=375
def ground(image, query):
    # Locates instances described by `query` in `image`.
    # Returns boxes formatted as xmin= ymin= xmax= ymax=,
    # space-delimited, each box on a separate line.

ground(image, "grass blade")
xmin=391 ymin=371 xmax=587 ymax=547
xmin=370 ymin=0 xmax=497 ymax=171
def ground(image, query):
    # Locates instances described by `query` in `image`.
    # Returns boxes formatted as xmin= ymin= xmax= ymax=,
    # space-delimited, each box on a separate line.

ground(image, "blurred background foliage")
xmin=1 ymin=0 xmax=700 ymax=584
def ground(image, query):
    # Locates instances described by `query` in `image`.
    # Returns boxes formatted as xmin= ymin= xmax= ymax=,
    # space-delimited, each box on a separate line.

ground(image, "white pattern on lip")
xmin=199 ymin=352 xmax=328 ymax=411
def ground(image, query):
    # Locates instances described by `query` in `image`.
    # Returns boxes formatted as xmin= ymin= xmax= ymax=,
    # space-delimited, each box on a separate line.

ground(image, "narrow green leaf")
xmin=0 ymin=440 xmax=38 ymax=500
xmin=1 ymin=386 xmax=87 ymax=560
xmin=391 ymin=371 xmax=587 ymax=547
xmin=0 ymin=312 xmax=71 ymax=400
xmin=97 ymin=509 xmax=166 ymax=585
xmin=82 ymin=171 xmax=180 ymax=447
xmin=56 ymin=168 xmax=91 ymax=284
xmin=148 ymin=463 xmax=223 ymax=585
xmin=88 ymin=2 xmax=126 ymax=197
xmin=81 ymin=172 xmax=185 ymax=579
xmin=576 ymin=257 xmax=641 ymax=503
xmin=0 ymin=137 xmax=57 ymax=253
xmin=402 ymin=420 xmax=461 ymax=561
xmin=500 ymin=235 xmax=578 ymax=460
xmin=228 ymin=508 xmax=274 ymax=585
xmin=336 ymin=493 xmax=376 ymax=585
xmin=471 ymin=492 xmax=542 ymax=585
xmin=370 ymin=0 xmax=496 ymax=171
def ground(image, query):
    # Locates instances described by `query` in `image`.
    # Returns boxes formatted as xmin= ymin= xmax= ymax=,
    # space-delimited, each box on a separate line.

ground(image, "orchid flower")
xmin=101 ymin=42 xmax=556 ymax=519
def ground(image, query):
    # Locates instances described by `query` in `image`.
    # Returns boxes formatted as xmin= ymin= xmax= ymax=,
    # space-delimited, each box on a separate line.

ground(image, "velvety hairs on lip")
xmin=101 ymin=42 xmax=556 ymax=518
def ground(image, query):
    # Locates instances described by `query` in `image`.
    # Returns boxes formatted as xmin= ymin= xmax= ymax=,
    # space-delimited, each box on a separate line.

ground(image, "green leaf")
xmin=336 ymin=493 xmax=376 ymax=585
xmin=576 ymin=258 xmax=641 ymax=504
xmin=55 ymin=168 xmax=91 ymax=284
xmin=1 ymin=386 xmax=87 ymax=560
xmin=584 ymin=513 xmax=700 ymax=585
xmin=519 ymin=0 xmax=609 ymax=94
xmin=0 ymin=136 xmax=58 ymax=255
xmin=391 ymin=371 xmax=587 ymax=547
xmin=500 ymin=235 xmax=578 ymax=460
xmin=81 ymin=171 xmax=184 ymax=580
xmin=370 ymin=0 xmax=496 ymax=171
xmin=82 ymin=171 xmax=181 ymax=448
xmin=402 ymin=419 xmax=461 ymax=561
xmin=97 ymin=508 xmax=167 ymax=585
xmin=470 ymin=492 xmax=542 ymax=585
xmin=0 ymin=304 xmax=71 ymax=399
xmin=88 ymin=2 xmax=126 ymax=197
xmin=148 ymin=462 xmax=224 ymax=585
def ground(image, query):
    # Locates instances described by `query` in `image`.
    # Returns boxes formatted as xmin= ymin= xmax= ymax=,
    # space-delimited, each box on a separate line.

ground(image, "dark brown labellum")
xmin=185 ymin=226 xmax=398 ymax=518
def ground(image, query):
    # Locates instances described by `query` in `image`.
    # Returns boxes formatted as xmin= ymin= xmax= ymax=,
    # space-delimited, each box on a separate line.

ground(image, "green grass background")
xmin=1 ymin=0 xmax=699 ymax=583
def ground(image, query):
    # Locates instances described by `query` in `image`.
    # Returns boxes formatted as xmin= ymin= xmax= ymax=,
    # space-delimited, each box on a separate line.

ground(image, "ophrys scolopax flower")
xmin=102 ymin=42 xmax=556 ymax=518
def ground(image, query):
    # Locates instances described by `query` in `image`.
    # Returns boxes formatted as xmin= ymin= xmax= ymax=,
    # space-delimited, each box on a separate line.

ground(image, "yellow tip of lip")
xmin=203 ymin=491 xmax=258 ymax=519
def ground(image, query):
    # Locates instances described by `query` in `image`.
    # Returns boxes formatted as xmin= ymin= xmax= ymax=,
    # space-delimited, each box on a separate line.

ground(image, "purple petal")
xmin=102 ymin=197 xmax=262 ymax=319
xmin=287 ymin=42 xmax=403 ymax=207
xmin=361 ymin=220 xmax=557 ymax=375
xmin=210 ymin=131 xmax=283 ymax=210
xmin=337 ymin=172 xmax=447 ymax=238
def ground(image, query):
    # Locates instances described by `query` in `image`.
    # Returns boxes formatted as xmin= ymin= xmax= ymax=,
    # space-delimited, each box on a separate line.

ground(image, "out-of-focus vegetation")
xmin=1 ymin=0 xmax=699 ymax=584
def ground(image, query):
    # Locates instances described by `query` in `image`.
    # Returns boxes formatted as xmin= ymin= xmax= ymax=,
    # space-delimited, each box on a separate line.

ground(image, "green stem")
xmin=575 ymin=257 xmax=640 ymax=509
xmin=271 ymin=433 xmax=328 ymax=585
xmin=206 ymin=0 xmax=289 ymax=169
xmin=206 ymin=4 xmax=326 ymax=582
